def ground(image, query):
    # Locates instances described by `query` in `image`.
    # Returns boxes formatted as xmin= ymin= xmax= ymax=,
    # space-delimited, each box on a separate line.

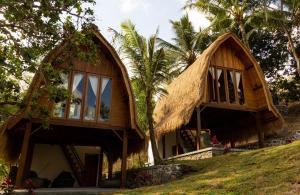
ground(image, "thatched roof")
xmin=0 ymin=26 xmax=144 ymax=162
xmin=153 ymin=32 xmax=283 ymax=139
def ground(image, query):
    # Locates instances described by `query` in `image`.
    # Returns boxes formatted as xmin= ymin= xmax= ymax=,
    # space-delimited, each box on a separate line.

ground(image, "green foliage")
xmin=131 ymin=80 xmax=148 ymax=132
xmin=264 ymin=0 xmax=300 ymax=74
xmin=0 ymin=159 xmax=8 ymax=182
xmin=158 ymin=14 xmax=214 ymax=70
xmin=0 ymin=0 xmax=95 ymax=123
xmin=110 ymin=20 xmax=178 ymax=164
xmin=270 ymin=76 xmax=300 ymax=104
xmin=185 ymin=0 xmax=268 ymax=48
xmin=249 ymin=29 xmax=290 ymax=78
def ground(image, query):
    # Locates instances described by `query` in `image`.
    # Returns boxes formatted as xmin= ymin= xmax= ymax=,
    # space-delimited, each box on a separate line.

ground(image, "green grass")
xmin=120 ymin=141 xmax=300 ymax=194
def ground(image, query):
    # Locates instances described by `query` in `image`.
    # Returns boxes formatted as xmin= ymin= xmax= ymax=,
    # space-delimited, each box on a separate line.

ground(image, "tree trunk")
xmin=146 ymin=91 xmax=162 ymax=165
xmin=283 ymin=27 xmax=300 ymax=75
xmin=238 ymin=21 xmax=250 ymax=49
xmin=279 ymin=0 xmax=300 ymax=74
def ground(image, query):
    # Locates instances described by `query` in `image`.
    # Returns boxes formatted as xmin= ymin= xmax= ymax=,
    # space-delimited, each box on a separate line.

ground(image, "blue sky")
xmin=93 ymin=0 xmax=210 ymax=42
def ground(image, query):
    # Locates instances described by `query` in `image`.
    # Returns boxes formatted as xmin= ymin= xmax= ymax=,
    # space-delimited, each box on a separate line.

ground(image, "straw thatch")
xmin=153 ymin=32 xmax=283 ymax=140
xmin=0 ymin=26 xmax=144 ymax=162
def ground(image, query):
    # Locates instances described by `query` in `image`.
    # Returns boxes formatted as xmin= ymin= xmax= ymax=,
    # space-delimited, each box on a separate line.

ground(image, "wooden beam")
xmin=162 ymin=135 xmax=166 ymax=159
xmin=196 ymin=107 xmax=201 ymax=150
xmin=31 ymin=118 xmax=127 ymax=131
xmin=16 ymin=121 xmax=32 ymax=188
xmin=112 ymin=130 xmax=123 ymax=142
xmin=97 ymin=147 xmax=104 ymax=186
xmin=120 ymin=130 xmax=128 ymax=188
xmin=255 ymin=112 xmax=264 ymax=148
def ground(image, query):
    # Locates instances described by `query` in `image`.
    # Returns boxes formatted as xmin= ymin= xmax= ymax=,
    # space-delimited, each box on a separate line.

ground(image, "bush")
xmin=0 ymin=159 xmax=8 ymax=182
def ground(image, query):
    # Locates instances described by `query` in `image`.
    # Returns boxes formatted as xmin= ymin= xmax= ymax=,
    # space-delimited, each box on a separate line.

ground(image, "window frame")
xmin=52 ymin=70 xmax=113 ymax=123
xmin=209 ymin=65 xmax=245 ymax=105
xmin=83 ymin=73 xmax=100 ymax=122
xmin=98 ymin=76 xmax=113 ymax=122
xmin=52 ymin=70 xmax=71 ymax=119
xmin=67 ymin=71 xmax=86 ymax=121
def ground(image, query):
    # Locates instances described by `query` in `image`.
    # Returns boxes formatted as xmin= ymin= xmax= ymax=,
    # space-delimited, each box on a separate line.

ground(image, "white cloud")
xmin=120 ymin=0 xmax=150 ymax=13
xmin=185 ymin=8 xmax=210 ymax=30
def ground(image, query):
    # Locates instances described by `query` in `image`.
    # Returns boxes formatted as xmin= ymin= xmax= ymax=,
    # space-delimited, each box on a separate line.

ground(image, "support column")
xmin=196 ymin=107 xmax=201 ymax=150
xmin=16 ymin=121 xmax=32 ymax=187
xmin=108 ymin=154 xmax=113 ymax=180
xmin=255 ymin=112 xmax=264 ymax=148
xmin=120 ymin=130 xmax=128 ymax=188
xmin=162 ymin=135 xmax=166 ymax=159
xmin=176 ymin=129 xmax=179 ymax=155
xmin=97 ymin=147 xmax=104 ymax=186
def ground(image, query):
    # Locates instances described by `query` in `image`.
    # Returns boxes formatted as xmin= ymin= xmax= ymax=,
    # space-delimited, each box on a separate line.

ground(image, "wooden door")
xmin=84 ymin=154 xmax=99 ymax=186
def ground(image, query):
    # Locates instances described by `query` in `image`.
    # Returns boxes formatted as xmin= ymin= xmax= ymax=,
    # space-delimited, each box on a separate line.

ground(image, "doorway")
xmin=84 ymin=154 xmax=99 ymax=186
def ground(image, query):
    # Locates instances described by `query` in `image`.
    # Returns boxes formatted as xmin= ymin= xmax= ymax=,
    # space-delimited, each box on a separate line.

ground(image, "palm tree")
xmin=185 ymin=0 xmax=264 ymax=49
xmin=262 ymin=0 xmax=300 ymax=74
xmin=158 ymin=14 xmax=212 ymax=70
xmin=110 ymin=20 xmax=176 ymax=165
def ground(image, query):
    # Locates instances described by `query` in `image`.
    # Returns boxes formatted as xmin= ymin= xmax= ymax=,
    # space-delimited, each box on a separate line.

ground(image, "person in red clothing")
xmin=211 ymin=134 xmax=219 ymax=145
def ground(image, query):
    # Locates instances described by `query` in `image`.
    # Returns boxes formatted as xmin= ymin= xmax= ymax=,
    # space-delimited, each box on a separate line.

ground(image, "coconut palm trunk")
xmin=146 ymin=91 xmax=162 ymax=165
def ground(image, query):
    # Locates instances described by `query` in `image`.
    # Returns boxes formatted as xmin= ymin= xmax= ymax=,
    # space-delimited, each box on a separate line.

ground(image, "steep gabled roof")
xmin=153 ymin=32 xmax=283 ymax=138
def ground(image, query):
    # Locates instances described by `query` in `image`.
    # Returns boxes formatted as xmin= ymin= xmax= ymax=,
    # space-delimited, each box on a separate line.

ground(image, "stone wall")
xmin=127 ymin=164 xmax=192 ymax=188
xmin=165 ymin=147 xmax=246 ymax=161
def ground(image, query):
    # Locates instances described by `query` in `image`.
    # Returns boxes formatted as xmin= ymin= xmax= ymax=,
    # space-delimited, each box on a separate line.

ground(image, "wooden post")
xmin=230 ymin=140 xmax=235 ymax=148
xmin=162 ymin=135 xmax=166 ymax=159
xmin=176 ymin=129 xmax=179 ymax=155
xmin=120 ymin=130 xmax=128 ymax=188
xmin=255 ymin=112 xmax=264 ymax=148
xmin=108 ymin=154 xmax=113 ymax=180
xmin=16 ymin=121 xmax=32 ymax=187
xmin=97 ymin=147 xmax=104 ymax=186
xmin=196 ymin=107 xmax=201 ymax=150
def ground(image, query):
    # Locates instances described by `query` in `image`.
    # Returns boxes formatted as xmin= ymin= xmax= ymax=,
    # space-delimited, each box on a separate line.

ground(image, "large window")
xmin=100 ymin=77 xmax=112 ymax=121
xmin=53 ymin=72 xmax=69 ymax=118
xmin=208 ymin=66 xmax=244 ymax=105
xmin=84 ymin=75 xmax=98 ymax=120
xmin=53 ymin=71 xmax=113 ymax=122
xmin=69 ymin=73 xmax=84 ymax=119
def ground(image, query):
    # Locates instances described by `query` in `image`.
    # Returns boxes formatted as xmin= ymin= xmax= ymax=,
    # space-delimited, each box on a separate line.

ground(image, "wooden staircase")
xmin=179 ymin=129 xmax=196 ymax=152
xmin=61 ymin=145 xmax=85 ymax=186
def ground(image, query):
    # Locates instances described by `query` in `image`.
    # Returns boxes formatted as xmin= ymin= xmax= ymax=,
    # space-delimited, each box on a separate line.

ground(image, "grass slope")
xmin=122 ymin=141 xmax=300 ymax=194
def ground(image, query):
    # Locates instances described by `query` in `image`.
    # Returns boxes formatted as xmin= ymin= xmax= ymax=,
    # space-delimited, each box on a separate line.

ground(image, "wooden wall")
xmin=209 ymin=42 xmax=267 ymax=111
xmin=36 ymin=43 xmax=131 ymax=130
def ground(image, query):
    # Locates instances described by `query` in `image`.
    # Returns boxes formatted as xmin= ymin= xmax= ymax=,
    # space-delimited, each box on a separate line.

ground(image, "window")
xmin=99 ymin=77 xmax=112 ymax=121
xmin=53 ymin=72 xmax=69 ymax=118
xmin=236 ymin=71 xmax=245 ymax=105
xmin=227 ymin=70 xmax=236 ymax=103
xmin=208 ymin=66 xmax=217 ymax=102
xmin=69 ymin=73 xmax=84 ymax=119
xmin=216 ymin=69 xmax=226 ymax=102
xmin=84 ymin=75 xmax=98 ymax=120
xmin=208 ymin=66 xmax=245 ymax=105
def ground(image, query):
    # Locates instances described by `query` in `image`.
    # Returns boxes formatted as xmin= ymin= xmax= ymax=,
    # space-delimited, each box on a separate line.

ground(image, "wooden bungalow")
xmin=152 ymin=32 xmax=283 ymax=159
xmin=0 ymin=26 xmax=144 ymax=188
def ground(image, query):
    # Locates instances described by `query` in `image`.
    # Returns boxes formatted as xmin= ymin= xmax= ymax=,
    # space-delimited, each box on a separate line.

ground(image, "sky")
xmin=92 ymin=0 xmax=210 ymax=42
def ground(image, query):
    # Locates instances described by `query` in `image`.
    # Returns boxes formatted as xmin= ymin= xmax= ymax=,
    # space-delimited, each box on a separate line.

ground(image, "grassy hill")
xmin=121 ymin=141 xmax=300 ymax=194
